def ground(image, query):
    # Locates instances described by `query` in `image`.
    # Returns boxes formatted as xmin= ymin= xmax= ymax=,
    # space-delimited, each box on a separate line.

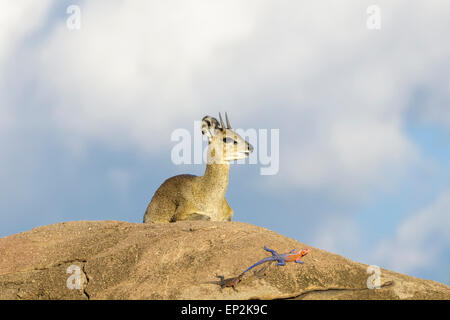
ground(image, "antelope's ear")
xmin=202 ymin=116 xmax=221 ymax=139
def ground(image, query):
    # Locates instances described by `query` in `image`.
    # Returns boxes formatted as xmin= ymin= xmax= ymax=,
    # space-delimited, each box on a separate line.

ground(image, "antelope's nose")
xmin=247 ymin=143 xmax=254 ymax=153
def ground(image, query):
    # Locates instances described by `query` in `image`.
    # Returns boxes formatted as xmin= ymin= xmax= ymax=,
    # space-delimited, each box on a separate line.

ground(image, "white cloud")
xmin=0 ymin=0 xmax=52 ymax=177
xmin=283 ymin=119 xmax=418 ymax=196
xmin=35 ymin=0 xmax=259 ymax=152
xmin=0 ymin=1 xmax=51 ymax=69
xmin=372 ymin=190 xmax=450 ymax=274
xmin=0 ymin=0 xmax=51 ymax=129
xmin=2 ymin=0 xmax=450 ymax=197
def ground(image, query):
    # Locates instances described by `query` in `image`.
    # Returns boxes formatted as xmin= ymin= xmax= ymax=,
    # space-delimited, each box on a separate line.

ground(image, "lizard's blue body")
xmin=241 ymin=246 xmax=307 ymax=275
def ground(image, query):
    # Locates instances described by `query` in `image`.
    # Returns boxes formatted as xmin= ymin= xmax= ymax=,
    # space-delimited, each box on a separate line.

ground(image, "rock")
xmin=0 ymin=220 xmax=448 ymax=300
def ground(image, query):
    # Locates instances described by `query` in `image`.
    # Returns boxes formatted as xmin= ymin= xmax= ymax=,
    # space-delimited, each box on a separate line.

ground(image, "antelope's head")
xmin=201 ymin=112 xmax=253 ymax=163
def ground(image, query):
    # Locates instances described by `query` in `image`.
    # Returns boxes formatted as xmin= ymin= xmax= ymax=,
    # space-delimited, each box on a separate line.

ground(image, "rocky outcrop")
xmin=0 ymin=220 xmax=449 ymax=299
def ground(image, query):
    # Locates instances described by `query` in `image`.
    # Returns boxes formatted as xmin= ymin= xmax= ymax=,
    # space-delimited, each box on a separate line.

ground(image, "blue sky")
xmin=1 ymin=0 xmax=449 ymax=285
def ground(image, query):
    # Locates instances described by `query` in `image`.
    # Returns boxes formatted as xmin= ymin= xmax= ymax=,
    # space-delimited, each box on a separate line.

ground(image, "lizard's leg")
xmin=253 ymin=264 xmax=270 ymax=278
xmin=263 ymin=246 xmax=278 ymax=256
xmin=289 ymin=249 xmax=296 ymax=254
xmin=231 ymin=275 xmax=243 ymax=291
xmin=295 ymin=260 xmax=304 ymax=264
xmin=215 ymin=275 xmax=226 ymax=289
xmin=276 ymin=260 xmax=286 ymax=266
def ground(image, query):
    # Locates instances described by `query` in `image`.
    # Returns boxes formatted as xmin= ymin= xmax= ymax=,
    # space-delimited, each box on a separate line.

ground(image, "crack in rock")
xmin=287 ymin=280 xmax=395 ymax=300
xmin=81 ymin=262 xmax=90 ymax=300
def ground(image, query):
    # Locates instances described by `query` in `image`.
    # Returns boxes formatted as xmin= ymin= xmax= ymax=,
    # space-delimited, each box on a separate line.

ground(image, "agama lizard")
xmin=205 ymin=274 xmax=244 ymax=291
xmin=206 ymin=246 xmax=310 ymax=290
xmin=241 ymin=246 xmax=310 ymax=275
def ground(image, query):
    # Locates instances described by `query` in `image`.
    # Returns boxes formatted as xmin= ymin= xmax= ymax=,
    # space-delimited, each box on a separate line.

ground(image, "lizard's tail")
xmin=242 ymin=257 xmax=273 ymax=275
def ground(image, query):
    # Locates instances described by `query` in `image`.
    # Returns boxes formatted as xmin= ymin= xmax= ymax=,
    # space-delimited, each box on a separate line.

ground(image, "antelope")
xmin=143 ymin=113 xmax=254 ymax=223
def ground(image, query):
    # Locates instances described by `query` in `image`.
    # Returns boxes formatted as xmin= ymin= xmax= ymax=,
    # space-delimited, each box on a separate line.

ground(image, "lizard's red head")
xmin=299 ymin=248 xmax=310 ymax=257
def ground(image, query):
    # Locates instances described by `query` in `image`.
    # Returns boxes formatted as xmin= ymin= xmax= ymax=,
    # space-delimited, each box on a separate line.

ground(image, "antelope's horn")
xmin=225 ymin=112 xmax=231 ymax=129
xmin=218 ymin=112 xmax=225 ymax=129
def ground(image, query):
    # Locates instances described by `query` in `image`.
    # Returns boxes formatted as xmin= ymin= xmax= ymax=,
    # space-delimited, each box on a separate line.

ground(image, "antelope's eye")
xmin=223 ymin=137 xmax=234 ymax=144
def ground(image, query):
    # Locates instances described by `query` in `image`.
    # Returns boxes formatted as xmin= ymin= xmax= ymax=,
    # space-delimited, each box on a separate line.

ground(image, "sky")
xmin=0 ymin=0 xmax=449 ymax=285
